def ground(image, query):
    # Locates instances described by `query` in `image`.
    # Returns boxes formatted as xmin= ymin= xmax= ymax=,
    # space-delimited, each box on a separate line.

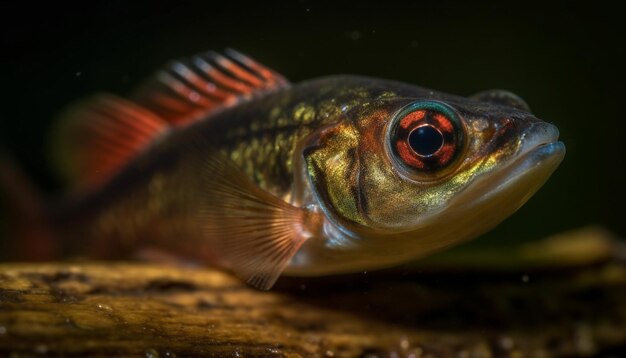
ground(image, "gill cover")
xmin=304 ymin=121 xmax=364 ymax=229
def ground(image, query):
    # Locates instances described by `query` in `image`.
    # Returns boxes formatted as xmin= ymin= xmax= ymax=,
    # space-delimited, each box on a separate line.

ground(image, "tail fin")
xmin=0 ymin=150 xmax=56 ymax=261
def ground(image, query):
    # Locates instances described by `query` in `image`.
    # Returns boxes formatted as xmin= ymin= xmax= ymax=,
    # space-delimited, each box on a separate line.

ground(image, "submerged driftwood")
xmin=0 ymin=228 xmax=625 ymax=357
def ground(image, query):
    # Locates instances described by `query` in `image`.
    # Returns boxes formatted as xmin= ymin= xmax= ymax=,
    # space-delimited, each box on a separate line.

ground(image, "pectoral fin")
xmin=190 ymin=141 xmax=315 ymax=290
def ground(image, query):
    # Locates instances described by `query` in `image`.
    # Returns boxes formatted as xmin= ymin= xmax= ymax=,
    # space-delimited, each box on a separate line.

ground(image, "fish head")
xmin=303 ymin=88 xmax=565 ymax=255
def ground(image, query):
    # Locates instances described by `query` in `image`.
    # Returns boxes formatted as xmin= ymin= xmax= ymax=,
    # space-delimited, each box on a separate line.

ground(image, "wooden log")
xmin=1 ymin=249 xmax=625 ymax=358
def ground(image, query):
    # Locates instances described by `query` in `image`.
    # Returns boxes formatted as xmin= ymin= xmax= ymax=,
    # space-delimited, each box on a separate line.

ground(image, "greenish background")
xmin=1 ymin=1 xmax=624 ymax=256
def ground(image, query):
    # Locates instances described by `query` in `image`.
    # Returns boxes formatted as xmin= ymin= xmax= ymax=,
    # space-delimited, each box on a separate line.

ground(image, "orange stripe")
xmin=215 ymin=55 xmax=265 ymax=87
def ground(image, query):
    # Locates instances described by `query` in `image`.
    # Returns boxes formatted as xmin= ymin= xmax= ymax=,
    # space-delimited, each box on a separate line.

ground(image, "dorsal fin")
xmin=52 ymin=49 xmax=285 ymax=190
xmin=131 ymin=49 xmax=289 ymax=125
xmin=52 ymin=94 xmax=168 ymax=190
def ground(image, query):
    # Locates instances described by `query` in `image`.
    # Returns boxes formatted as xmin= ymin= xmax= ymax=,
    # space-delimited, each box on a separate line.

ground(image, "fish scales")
xmin=3 ymin=50 xmax=565 ymax=289
xmin=55 ymin=77 xmax=402 ymax=253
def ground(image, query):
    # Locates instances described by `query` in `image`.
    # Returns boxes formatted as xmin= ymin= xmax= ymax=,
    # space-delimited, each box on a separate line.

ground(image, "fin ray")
xmin=52 ymin=94 xmax=168 ymax=189
xmin=132 ymin=49 xmax=289 ymax=126
xmin=188 ymin=138 xmax=310 ymax=290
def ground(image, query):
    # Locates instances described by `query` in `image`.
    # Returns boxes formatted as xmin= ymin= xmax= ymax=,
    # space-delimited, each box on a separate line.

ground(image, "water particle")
xmin=410 ymin=40 xmax=419 ymax=47
xmin=407 ymin=349 xmax=424 ymax=358
xmin=521 ymin=274 xmax=530 ymax=283
xmin=97 ymin=303 xmax=113 ymax=312
xmin=349 ymin=30 xmax=361 ymax=40
xmin=75 ymin=71 xmax=82 ymax=77
xmin=499 ymin=336 xmax=514 ymax=350
xmin=34 ymin=344 xmax=48 ymax=354
xmin=306 ymin=8 xmax=310 ymax=12
xmin=574 ymin=323 xmax=595 ymax=353
xmin=0 ymin=326 xmax=6 ymax=335
xmin=325 ymin=350 xmax=335 ymax=357
xmin=400 ymin=336 xmax=410 ymax=350
xmin=146 ymin=348 xmax=159 ymax=358
xmin=300 ymin=284 xmax=307 ymax=291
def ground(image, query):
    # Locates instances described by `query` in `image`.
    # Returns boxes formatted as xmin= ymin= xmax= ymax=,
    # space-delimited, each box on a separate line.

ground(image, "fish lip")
xmin=520 ymin=140 xmax=566 ymax=169
xmin=497 ymin=119 xmax=565 ymax=177
xmin=517 ymin=121 xmax=561 ymax=159
xmin=481 ymin=125 xmax=565 ymax=199
xmin=510 ymin=121 xmax=565 ymax=177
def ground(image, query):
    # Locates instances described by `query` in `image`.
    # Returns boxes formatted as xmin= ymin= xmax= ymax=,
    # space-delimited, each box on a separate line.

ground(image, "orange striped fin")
xmin=131 ymin=49 xmax=289 ymax=126
xmin=52 ymin=94 xmax=169 ymax=190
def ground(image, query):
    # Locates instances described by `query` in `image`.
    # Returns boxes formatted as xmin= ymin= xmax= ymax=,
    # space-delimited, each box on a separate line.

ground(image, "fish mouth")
xmin=393 ymin=121 xmax=566 ymax=254
xmin=522 ymin=141 xmax=566 ymax=168
xmin=430 ymin=121 xmax=565 ymax=224
xmin=490 ymin=139 xmax=565 ymax=200
xmin=497 ymin=122 xmax=565 ymax=191
xmin=455 ymin=121 xmax=565 ymax=213
xmin=516 ymin=122 xmax=564 ymax=161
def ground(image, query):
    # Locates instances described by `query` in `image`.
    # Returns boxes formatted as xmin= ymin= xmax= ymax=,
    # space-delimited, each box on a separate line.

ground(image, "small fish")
xmin=1 ymin=49 xmax=565 ymax=289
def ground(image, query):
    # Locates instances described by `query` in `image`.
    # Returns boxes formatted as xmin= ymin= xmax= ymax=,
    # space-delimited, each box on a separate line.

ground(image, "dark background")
xmin=1 ymin=1 xmax=624 ymax=253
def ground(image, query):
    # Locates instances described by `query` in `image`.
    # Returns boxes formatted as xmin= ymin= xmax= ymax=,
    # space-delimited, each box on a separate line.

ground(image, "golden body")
xmin=36 ymin=51 xmax=564 ymax=289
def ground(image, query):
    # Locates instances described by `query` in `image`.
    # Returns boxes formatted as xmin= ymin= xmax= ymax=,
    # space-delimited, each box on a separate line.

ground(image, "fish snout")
xmin=518 ymin=120 xmax=562 ymax=158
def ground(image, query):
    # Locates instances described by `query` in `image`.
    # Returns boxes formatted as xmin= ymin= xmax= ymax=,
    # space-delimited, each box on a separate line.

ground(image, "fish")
xmin=0 ymin=49 xmax=565 ymax=290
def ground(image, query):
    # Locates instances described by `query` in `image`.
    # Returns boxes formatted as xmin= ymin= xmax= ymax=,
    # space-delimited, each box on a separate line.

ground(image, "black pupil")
xmin=408 ymin=125 xmax=444 ymax=156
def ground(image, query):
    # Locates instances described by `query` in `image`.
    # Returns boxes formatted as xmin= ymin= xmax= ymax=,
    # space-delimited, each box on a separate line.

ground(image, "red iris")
xmin=393 ymin=109 xmax=459 ymax=172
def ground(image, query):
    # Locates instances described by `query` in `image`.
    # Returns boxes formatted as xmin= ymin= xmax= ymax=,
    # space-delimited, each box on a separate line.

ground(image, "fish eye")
xmin=408 ymin=125 xmax=444 ymax=156
xmin=388 ymin=100 xmax=465 ymax=175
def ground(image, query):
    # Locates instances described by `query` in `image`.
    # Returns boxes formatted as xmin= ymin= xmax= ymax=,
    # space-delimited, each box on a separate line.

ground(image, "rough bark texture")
xmin=0 ymin=231 xmax=625 ymax=357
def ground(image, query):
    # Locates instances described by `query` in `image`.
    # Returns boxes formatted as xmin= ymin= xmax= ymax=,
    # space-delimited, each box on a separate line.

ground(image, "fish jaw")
xmin=407 ymin=123 xmax=566 ymax=244
xmin=425 ymin=121 xmax=564 ymax=225
xmin=459 ymin=123 xmax=565 ymax=213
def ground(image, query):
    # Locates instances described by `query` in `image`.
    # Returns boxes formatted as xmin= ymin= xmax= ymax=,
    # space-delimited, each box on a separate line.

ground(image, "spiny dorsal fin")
xmin=131 ymin=49 xmax=289 ymax=125
xmin=52 ymin=94 xmax=168 ymax=189
xmin=186 ymin=137 xmax=315 ymax=290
